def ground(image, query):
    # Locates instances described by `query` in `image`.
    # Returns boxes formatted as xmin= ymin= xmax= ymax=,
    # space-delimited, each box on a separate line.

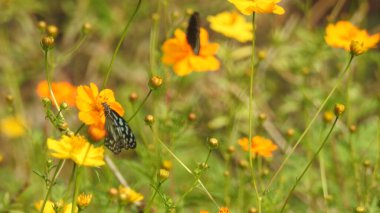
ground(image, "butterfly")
xmin=186 ymin=11 xmax=200 ymax=55
xmin=102 ymin=102 xmax=136 ymax=154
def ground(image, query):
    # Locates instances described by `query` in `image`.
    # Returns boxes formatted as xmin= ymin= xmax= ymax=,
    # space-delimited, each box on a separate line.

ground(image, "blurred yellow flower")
xmin=239 ymin=136 xmax=278 ymax=157
xmin=161 ymin=28 xmax=220 ymax=76
xmin=0 ymin=153 xmax=3 ymax=163
xmin=219 ymin=207 xmax=230 ymax=213
xmin=325 ymin=21 xmax=380 ymax=54
xmin=207 ymin=11 xmax=253 ymax=42
xmin=200 ymin=211 xmax=210 ymax=213
xmin=77 ymin=193 xmax=92 ymax=209
xmin=62 ymin=203 xmax=78 ymax=213
xmin=228 ymin=0 xmax=285 ymax=15
xmin=118 ymin=185 xmax=144 ymax=204
xmin=76 ymin=83 xmax=124 ymax=141
xmin=35 ymin=200 xmax=55 ymax=213
xmin=0 ymin=116 xmax=26 ymax=138
xmin=47 ymin=135 xmax=105 ymax=167
xmin=36 ymin=80 xmax=77 ymax=106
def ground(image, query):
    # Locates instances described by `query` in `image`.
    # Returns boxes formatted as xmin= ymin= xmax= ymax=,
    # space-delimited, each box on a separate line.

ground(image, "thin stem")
xmin=280 ymin=116 xmax=340 ymax=212
xmin=39 ymin=160 xmax=66 ymax=213
xmin=102 ymin=0 xmax=142 ymax=89
xmin=248 ymin=12 xmax=261 ymax=212
xmin=71 ymin=165 xmax=80 ymax=213
xmin=44 ymin=50 xmax=60 ymax=111
xmin=265 ymin=54 xmax=355 ymax=193
xmin=61 ymin=35 xmax=87 ymax=60
xmin=144 ymin=182 xmax=162 ymax=213
xmin=127 ymin=89 xmax=152 ymax=122
xmin=150 ymin=128 xmax=219 ymax=208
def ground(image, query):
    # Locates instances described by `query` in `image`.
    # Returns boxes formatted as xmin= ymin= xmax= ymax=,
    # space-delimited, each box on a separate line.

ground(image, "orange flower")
xmin=161 ymin=28 xmax=220 ymax=76
xmin=36 ymin=80 xmax=76 ymax=106
xmin=219 ymin=207 xmax=230 ymax=213
xmin=76 ymin=83 xmax=124 ymax=140
xmin=325 ymin=21 xmax=380 ymax=54
xmin=239 ymin=136 xmax=277 ymax=157
xmin=228 ymin=0 xmax=285 ymax=15
xmin=200 ymin=211 xmax=210 ymax=213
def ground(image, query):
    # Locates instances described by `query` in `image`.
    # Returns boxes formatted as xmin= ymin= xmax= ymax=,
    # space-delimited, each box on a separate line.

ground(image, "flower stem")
xmin=144 ymin=182 xmax=162 ymax=213
xmin=248 ymin=12 xmax=261 ymax=211
xmin=71 ymin=164 xmax=80 ymax=213
xmin=44 ymin=49 xmax=60 ymax=111
xmin=127 ymin=89 xmax=152 ymax=122
xmin=101 ymin=0 xmax=142 ymax=89
xmin=280 ymin=115 xmax=340 ymax=212
xmin=39 ymin=160 xmax=65 ymax=213
xmin=264 ymin=54 xmax=355 ymax=193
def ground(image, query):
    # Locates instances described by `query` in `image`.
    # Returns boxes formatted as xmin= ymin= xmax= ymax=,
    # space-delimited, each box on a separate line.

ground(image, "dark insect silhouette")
xmin=102 ymin=102 xmax=136 ymax=154
xmin=186 ymin=11 xmax=200 ymax=55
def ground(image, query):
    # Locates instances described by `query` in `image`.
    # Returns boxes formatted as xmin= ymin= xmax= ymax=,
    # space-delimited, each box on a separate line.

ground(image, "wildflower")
xmin=200 ymin=211 xmax=210 ymax=213
xmin=0 ymin=116 xmax=26 ymax=138
xmin=161 ymin=160 xmax=173 ymax=171
xmin=149 ymin=76 xmax=163 ymax=89
xmin=35 ymin=200 xmax=55 ymax=213
xmin=238 ymin=136 xmax=278 ymax=157
xmin=36 ymin=80 xmax=76 ymax=106
xmin=77 ymin=193 xmax=92 ymax=210
xmin=62 ymin=203 xmax=78 ymax=213
xmin=228 ymin=0 xmax=285 ymax=15
xmin=207 ymin=11 xmax=253 ymax=42
xmin=161 ymin=28 xmax=220 ymax=76
xmin=47 ymin=25 xmax=59 ymax=37
xmin=323 ymin=111 xmax=334 ymax=123
xmin=47 ymin=135 xmax=105 ymax=167
xmin=118 ymin=185 xmax=144 ymax=204
xmin=159 ymin=169 xmax=170 ymax=181
xmin=76 ymin=83 xmax=124 ymax=140
xmin=325 ymin=21 xmax=380 ymax=54
xmin=219 ymin=207 xmax=230 ymax=213
xmin=41 ymin=36 xmax=54 ymax=50
xmin=129 ymin=92 xmax=138 ymax=102
xmin=334 ymin=103 xmax=345 ymax=116
xmin=144 ymin=114 xmax=155 ymax=126
xmin=208 ymin=137 xmax=219 ymax=149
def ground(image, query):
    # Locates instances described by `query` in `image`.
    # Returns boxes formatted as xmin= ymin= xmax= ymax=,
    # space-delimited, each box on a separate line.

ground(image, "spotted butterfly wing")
xmin=186 ymin=12 xmax=200 ymax=55
xmin=102 ymin=102 xmax=136 ymax=154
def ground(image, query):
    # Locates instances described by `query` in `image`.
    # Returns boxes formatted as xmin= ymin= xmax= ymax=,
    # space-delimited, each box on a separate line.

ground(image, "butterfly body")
xmin=186 ymin=12 xmax=200 ymax=55
xmin=102 ymin=102 xmax=136 ymax=154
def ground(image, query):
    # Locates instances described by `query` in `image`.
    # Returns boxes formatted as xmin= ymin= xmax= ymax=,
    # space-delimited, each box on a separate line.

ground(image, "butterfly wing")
xmin=104 ymin=108 xmax=136 ymax=154
xmin=186 ymin=12 xmax=200 ymax=55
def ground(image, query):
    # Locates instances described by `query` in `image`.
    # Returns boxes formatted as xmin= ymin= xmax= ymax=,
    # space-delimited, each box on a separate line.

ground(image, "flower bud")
xmin=258 ymin=113 xmax=267 ymax=122
xmin=6 ymin=94 xmax=13 ymax=104
xmin=323 ymin=111 xmax=334 ymax=123
xmin=37 ymin=21 xmax=47 ymax=31
xmin=108 ymin=187 xmax=118 ymax=197
xmin=58 ymin=122 xmax=69 ymax=131
xmin=41 ymin=36 xmax=55 ymax=51
xmin=77 ymin=193 xmax=92 ymax=210
xmin=286 ymin=128 xmax=295 ymax=137
xmin=227 ymin=145 xmax=235 ymax=154
xmin=208 ymin=137 xmax=219 ymax=149
xmin=149 ymin=76 xmax=163 ymax=90
xmin=188 ymin=112 xmax=197 ymax=121
xmin=161 ymin=160 xmax=172 ymax=171
xmin=159 ymin=169 xmax=170 ymax=181
xmin=238 ymin=159 xmax=248 ymax=169
xmin=249 ymin=207 xmax=257 ymax=213
xmin=186 ymin=8 xmax=194 ymax=15
xmin=60 ymin=102 xmax=69 ymax=110
xmin=82 ymin=22 xmax=92 ymax=35
xmin=363 ymin=160 xmax=371 ymax=168
xmin=144 ymin=114 xmax=155 ymax=126
xmin=152 ymin=13 xmax=160 ymax=21
xmin=355 ymin=206 xmax=366 ymax=213
xmin=258 ymin=50 xmax=267 ymax=60
xmin=349 ymin=125 xmax=357 ymax=133
xmin=47 ymin=25 xmax=59 ymax=37
xmin=129 ymin=92 xmax=138 ymax=102
xmin=42 ymin=97 xmax=52 ymax=106
xmin=350 ymin=40 xmax=365 ymax=56
xmin=334 ymin=104 xmax=345 ymax=116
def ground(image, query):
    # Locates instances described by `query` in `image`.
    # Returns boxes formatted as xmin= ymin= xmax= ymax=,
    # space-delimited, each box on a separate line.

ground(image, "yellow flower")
xmin=0 ymin=153 xmax=3 ymax=163
xmin=62 ymin=203 xmax=78 ymax=213
xmin=36 ymin=80 xmax=77 ymax=106
xmin=219 ymin=207 xmax=230 ymax=213
xmin=325 ymin=21 xmax=380 ymax=54
xmin=77 ymin=193 xmax=92 ymax=209
xmin=47 ymin=135 xmax=105 ymax=167
xmin=207 ymin=11 xmax=253 ymax=42
xmin=35 ymin=200 xmax=55 ymax=213
xmin=200 ymin=211 xmax=210 ymax=213
xmin=161 ymin=28 xmax=220 ymax=76
xmin=228 ymin=0 xmax=285 ymax=15
xmin=0 ymin=116 xmax=26 ymax=138
xmin=76 ymin=83 xmax=124 ymax=141
xmin=118 ymin=185 xmax=144 ymax=204
xmin=238 ymin=136 xmax=278 ymax=157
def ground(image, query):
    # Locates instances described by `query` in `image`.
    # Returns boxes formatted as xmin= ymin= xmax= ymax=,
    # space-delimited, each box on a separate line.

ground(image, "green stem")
xmin=127 ymin=89 xmax=152 ymax=122
xmin=44 ymin=50 xmax=60 ymax=111
xmin=280 ymin=116 xmax=340 ymax=212
xmin=265 ymin=54 xmax=355 ymax=193
xmin=149 ymin=7 xmax=160 ymax=76
xmin=61 ymin=35 xmax=87 ymax=60
xmin=71 ymin=165 xmax=80 ymax=213
xmin=39 ymin=160 xmax=65 ymax=213
xmin=102 ymin=0 xmax=142 ymax=89
xmin=248 ymin=12 xmax=261 ymax=212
